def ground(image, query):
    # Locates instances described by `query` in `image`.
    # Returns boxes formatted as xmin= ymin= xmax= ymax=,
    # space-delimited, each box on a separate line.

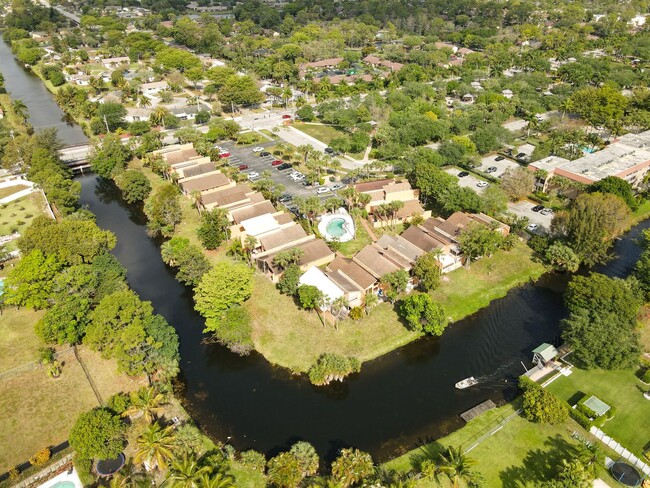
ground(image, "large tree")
xmin=331 ymin=448 xmax=374 ymax=488
xmin=114 ymin=169 xmax=151 ymax=204
xmin=519 ymin=377 xmax=568 ymax=424
xmin=588 ymin=176 xmax=638 ymax=210
xmin=457 ymin=223 xmax=504 ymax=266
xmin=69 ymin=408 xmax=126 ymax=460
xmin=399 ymin=293 xmax=447 ymax=336
xmin=35 ymin=295 xmax=90 ymax=345
xmin=412 ymin=252 xmax=442 ymax=291
xmin=3 ymin=250 xmax=62 ymax=309
xmin=550 ymin=193 xmax=630 ymax=266
xmin=218 ymin=75 xmax=264 ymax=107
xmin=499 ymin=167 xmax=535 ymax=201
xmin=144 ymin=184 xmax=182 ymax=238
xmin=197 ymin=208 xmax=230 ymax=250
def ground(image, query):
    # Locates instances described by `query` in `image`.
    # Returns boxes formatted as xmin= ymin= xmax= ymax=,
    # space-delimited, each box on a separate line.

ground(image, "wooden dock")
xmin=460 ymin=399 xmax=496 ymax=422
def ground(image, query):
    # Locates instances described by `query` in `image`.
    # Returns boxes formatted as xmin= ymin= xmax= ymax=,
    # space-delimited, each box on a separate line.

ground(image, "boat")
xmin=455 ymin=377 xmax=478 ymax=389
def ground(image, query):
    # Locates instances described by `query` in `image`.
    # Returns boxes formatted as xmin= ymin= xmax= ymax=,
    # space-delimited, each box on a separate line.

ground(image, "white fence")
xmin=590 ymin=426 xmax=650 ymax=476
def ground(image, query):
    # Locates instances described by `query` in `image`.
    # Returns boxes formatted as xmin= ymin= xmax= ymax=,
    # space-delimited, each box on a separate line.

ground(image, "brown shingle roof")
xmin=180 ymin=172 xmax=230 ymax=193
xmin=201 ymin=184 xmax=252 ymax=206
xmin=353 ymin=246 xmax=400 ymax=278
xmin=435 ymin=211 xmax=474 ymax=238
xmin=396 ymin=199 xmax=425 ymax=219
xmin=180 ymin=162 xmax=216 ymax=178
xmin=327 ymin=256 xmax=376 ymax=290
xmin=401 ymin=225 xmax=445 ymax=252
xmin=164 ymin=148 xmax=199 ymax=164
xmin=296 ymin=239 xmax=334 ymax=266
xmin=257 ymin=224 xmax=308 ymax=252
xmin=230 ymin=201 xmax=277 ymax=223
xmin=353 ymin=178 xmax=394 ymax=193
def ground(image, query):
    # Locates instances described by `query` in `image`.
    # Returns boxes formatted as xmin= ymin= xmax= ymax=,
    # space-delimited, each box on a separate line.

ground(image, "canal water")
xmin=0 ymin=39 xmax=87 ymax=145
xmin=2 ymin=36 xmax=647 ymax=461
xmin=78 ymin=176 xmax=650 ymax=461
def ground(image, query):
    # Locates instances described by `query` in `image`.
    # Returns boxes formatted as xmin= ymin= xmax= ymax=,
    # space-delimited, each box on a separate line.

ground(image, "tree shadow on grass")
xmin=406 ymin=440 xmax=446 ymax=471
xmin=499 ymin=434 xmax=580 ymax=488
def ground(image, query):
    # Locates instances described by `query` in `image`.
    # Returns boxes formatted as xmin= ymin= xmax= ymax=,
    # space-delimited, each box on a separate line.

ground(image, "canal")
xmin=0 ymin=39 xmax=87 ymax=145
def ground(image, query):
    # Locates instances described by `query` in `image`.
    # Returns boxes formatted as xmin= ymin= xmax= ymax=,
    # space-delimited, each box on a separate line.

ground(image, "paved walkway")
xmin=0 ymin=187 xmax=35 ymax=204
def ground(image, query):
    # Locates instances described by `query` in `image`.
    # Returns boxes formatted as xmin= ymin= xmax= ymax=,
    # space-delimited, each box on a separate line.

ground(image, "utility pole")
xmin=103 ymin=114 xmax=110 ymax=133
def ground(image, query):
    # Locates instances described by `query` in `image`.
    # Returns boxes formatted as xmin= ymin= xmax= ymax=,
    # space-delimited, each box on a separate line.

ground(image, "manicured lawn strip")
xmin=0 ymin=184 xmax=29 ymax=199
xmin=384 ymin=402 xmax=622 ymax=487
xmin=293 ymin=121 xmax=346 ymax=144
xmin=0 ymin=191 xmax=48 ymax=238
xmin=337 ymin=215 xmax=373 ymax=257
xmin=546 ymin=367 xmax=650 ymax=456
xmin=430 ymin=242 xmax=546 ymax=322
xmin=0 ymin=307 xmax=45 ymax=372
xmin=230 ymin=462 xmax=268 ymax=488
xmin=633 ymin=199 xmax=650 ymax=223
xmin=640 ymin=306 xmax=650 ymax=353
xmin=247 ymin=274 xmax=418 ymax=373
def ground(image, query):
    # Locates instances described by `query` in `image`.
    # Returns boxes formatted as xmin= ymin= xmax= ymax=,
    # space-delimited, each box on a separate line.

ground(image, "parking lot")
xmin=507 ymin=199 xmax=554 ymax=233
xmin=219 ymin=142 xmax=346 ymax=205
xmin=444 ymin=167 xmax=489 ymax=194
xmin=477 ymin=155 xmax=520 ymax=178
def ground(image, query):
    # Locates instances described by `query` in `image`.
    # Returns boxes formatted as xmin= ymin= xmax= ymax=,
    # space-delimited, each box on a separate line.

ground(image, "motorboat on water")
xmin=455 ymin=377 xmax=478 ymax=389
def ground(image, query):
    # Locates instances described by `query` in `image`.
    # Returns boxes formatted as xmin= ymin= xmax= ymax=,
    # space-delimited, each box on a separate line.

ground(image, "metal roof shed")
xmin=532 ymin=343 xmax=558 ymax=365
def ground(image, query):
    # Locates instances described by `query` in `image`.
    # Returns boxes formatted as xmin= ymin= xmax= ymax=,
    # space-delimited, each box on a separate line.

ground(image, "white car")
xmin=293 ymin=174 xmax=306 ymax=181
xmin=252 ymin=147 xmax=264 ymax=153
xmin=247 ymin=172 xmax=260 ymax=179
xmin=527 ymin=223 xmax=539 ymax=232
xmin=316 ymin=186 xmax=330 ymax=195
xmin=476 ymin=181 xmax=489 ymax=188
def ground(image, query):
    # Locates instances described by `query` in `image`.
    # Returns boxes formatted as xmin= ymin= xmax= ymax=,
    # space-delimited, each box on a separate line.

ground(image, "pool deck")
xmin=37 ymin=468 xmax=82 ymax=488
xmin=318 ymin=211 xmax=356 ymax=243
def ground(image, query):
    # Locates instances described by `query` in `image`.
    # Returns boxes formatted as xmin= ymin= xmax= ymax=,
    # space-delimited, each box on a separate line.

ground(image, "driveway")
xmin=503 ymin=118 xmax=527 ymax=132
xmin=507 ymin=199 xmax=554 ymax=232
xmin=444 ymin=168 xmax=489 ymax=194
xmin=477 ymin=155 xmax=520 ymax=178
xmin=220 ymin=141 xmax=342 ymax=203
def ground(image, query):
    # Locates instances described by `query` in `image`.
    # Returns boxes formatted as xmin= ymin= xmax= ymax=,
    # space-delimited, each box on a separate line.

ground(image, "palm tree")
xmin=363 ymin=291 xmax=379 ymax=315
xmin=123 ymin=386 xmax=166 ymax=423
xmin=330 ymin=295 xmax=349 ymax=321
xmin=297 ymin=144 xmax=315 ymax=166
xmin=436 ymin=446 xmax=478 ymax=488
xmin=167 ymin=454 xmax=212 ymax=488
xmin=523 ymin=112 xmax=539 ymax=138
xmin=244 ymin=235 xmax=258 ymax=264
xmin=108 ymin=473 xmax=131 ymax=488
xmin=196 ymin=472 xmax=235 ymax=488
xmin=560 ymin=98 xmax=574 ymax=120
xmin=135 ymin=422 xmax=177 ymax=472
xmin=191 ymin=191 xmax=203 ymax=215
xmin=12 ymin=99 xmax=28 ymax=123
xmin=151 ymin=106 xmax=171 ymax=128
xmin=139 ymin=95 xmax=152 ymax=108
xmin=388 ymin=200 xmax=404 ymax=229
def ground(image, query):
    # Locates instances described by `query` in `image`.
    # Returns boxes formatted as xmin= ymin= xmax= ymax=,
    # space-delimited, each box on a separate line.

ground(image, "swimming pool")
xmin=50 ymin=482 xmax=75 ymax=488
xmin=318 ymin=210 xmax=355 ymax=243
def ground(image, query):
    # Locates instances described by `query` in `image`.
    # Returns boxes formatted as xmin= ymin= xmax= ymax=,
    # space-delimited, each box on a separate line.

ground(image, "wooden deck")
xmin=460 ymin=399 xmax=496 ymax=422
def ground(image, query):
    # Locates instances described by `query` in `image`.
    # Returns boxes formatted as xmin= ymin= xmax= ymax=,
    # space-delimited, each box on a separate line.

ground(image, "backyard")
xmin=0 ymin=307 xmax=146 ymax=472
xmin=384 ymin=403 xmax=623 ymax=487
xmin=0 ymin=191 xmax=48 ymax=240
xmin=547 ymin=367 xmax=650 ymax=456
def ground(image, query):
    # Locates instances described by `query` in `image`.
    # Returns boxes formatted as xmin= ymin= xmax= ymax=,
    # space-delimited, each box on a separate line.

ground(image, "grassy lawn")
xmin=0 ymin=94 xmax=30 ymax=132
xmin=640 ymin=306 xmax=650 ymax=354
xmin=384 ymin=403 xmax=622 ymax=487
xmin=0 ymin=307 xmax=146 ymax=472
xmin=0 ymin=191 xmax=49 ymax=245
xmin=247 ymin=274 xmax=418 ymax=373
xmin=547 ymin=367 xmax=650 ymax=456
xmin=337 ymin=216 xmax=373 ymax=257
xmin=430 ymin=242 xmax=546 ymax=321
xmin=293 ymin=121 xmax=346 ymax=144
xmin=230 ymin=462 xmax=268 ymax=488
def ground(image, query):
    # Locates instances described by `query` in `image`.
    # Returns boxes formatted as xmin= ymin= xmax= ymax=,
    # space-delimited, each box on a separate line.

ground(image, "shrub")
xmin=29 ymin=448 xmax=51 ymax=466
xmin=576 ymin=402 xmax=597 ymax=419
xmin=106 ymin=392 xmax=131 ymax=414
xmin=73 ymin=456 xmax=95 ymax=486
xmin=642 ymin=369 xmax=650 ymax=384
xmin=240 ymin=450 xmax=266 ymax=472
xmin=349 ymin=306 xmax=364 ymax=320
xmin=308 ymin=354 xmax=361 ymax=386
xmin=8 ymin=467 xmax=20 ymax=481
xmin=38 ymin=347 xmax=55 ymax=365
xmin=568 ymin=406 xmax=592 ymax=429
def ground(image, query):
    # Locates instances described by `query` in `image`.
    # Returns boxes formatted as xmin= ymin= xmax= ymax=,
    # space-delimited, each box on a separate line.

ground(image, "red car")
xmin=219 ymin=152 xmax=231 ymax=158
xmin=281 ymin=114 xmax=292 ymax=119
xmin=238 ymin=164 xmax=249 ymax=171
xmin=271 ymin=159 xmax=283 ymax=166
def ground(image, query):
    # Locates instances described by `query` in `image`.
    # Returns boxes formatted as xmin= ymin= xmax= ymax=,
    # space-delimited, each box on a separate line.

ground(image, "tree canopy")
xmin=69 ymin=408 xmax=126 ymax=460
xmin=399 ymin=293 xmax=448 ymax=335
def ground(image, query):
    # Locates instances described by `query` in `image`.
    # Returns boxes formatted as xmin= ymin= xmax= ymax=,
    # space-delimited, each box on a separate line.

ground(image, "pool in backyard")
xmin=37 ymin=469 xmax=82 ymax=488
xmin=318 ymin=210 xmax=355 ymax=243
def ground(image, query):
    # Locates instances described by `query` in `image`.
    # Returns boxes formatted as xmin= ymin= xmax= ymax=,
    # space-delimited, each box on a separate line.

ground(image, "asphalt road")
xmin=507 ymin=199 xmax=554 ymax=233
xmin=477 ymin=155 xmax=520 ymax=178
xmin=444 ymin=167 xmax=489 ymax=194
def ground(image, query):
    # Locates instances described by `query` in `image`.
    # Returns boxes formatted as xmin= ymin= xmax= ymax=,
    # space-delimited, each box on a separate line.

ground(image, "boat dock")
xmin=460 ymin=399 xmax=496 ymax=422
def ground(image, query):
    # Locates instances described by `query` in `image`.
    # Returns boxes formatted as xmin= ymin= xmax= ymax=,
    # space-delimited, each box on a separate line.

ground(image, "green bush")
xmin=29 ymin=448 xmax=51 ymax=466
xmin=308 ymin=354 xmax=361 ymax=386
xmin=8 ymin=466 xmax=20 ymax=481
xmin=73 ymin=456 xmax=95 ymax=486
xmin=349 ymin=306 xmax=364 ymax=320
xmin=240 ymin=450 xmax=266 ymax=472
xmin=576 ymin=402 xmax=597 ymax=419
xmin=106 ymin=392 xmax=131 ymax=414
xmin=568 ymin=406 xmax=592 ymax=429
xmin=641 ymin=369 xmax=650 ymax=384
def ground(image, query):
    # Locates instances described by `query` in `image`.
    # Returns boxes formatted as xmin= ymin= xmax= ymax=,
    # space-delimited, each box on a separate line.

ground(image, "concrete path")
xmin=0 ymin=186 xmax=35 ymax=204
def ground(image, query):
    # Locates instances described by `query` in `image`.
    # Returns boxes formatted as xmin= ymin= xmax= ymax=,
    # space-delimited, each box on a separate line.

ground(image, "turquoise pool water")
xmin=581 ymin=146 xmax=596 ymax=153
xmin=326 ymin=218 xmax=347 ymax=238
xmin=51 ymin=482 xmax=75 ymax=488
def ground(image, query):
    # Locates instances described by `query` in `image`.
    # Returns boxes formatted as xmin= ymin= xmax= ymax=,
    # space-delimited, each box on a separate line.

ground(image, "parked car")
xmin=271 ymin=159 xmax=283 ymax=166
xmin=476 ymin=181 xmax=489 ymax=188
xmin=330 ymin=183 xmax=345 ymax=191
xmin=247 ymin=171 xmax=260 ymax=179
xmin=219 ymin=152 xmax=231 ymax=158
xmin=324 ymin=147 xmax=334 ymax=154
xmin=316 ymin=186 xmax=330 ymax=195
xmin=540 ymin=208 xmax=553 ymax=215
xmin=260 ymin=151 xmax=271 ymax=157
xmin=527 ymin=223 xmax=539 ymax=231
xmin=252 ymin=147 xmax=264 ymax=153
xmin=495 ymin=155 xmax=505 ymax=161
xmin=485 ymin=166 xmax=497 ymax=173
xmin=458 ymin=171 xmax=470 ymax=177
xmin=282 ymin=114 xmax=292 ymax=119
xmin=238 ymin=164 xmax=249 ymax=171
xmin=293 ymin=174 xmax=306 ymax=181
xmin=277 ymin=163 xmax=292 ymax=170
xmin=516 ymin=152 xmax=526 ymax=158
xmin=278 ymin=194 xmax=292 ymax=203
xmin=531 ymin=205 xmax=544 ymax=212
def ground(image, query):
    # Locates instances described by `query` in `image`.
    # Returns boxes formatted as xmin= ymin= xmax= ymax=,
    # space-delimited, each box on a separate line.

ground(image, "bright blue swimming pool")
xmin=326 ymin=218 xmax=347 ymax=238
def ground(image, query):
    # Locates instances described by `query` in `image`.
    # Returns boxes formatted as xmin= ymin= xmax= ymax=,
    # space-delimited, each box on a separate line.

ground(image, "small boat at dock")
xmin=455 ymin=377 xmax=478 ymax=389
